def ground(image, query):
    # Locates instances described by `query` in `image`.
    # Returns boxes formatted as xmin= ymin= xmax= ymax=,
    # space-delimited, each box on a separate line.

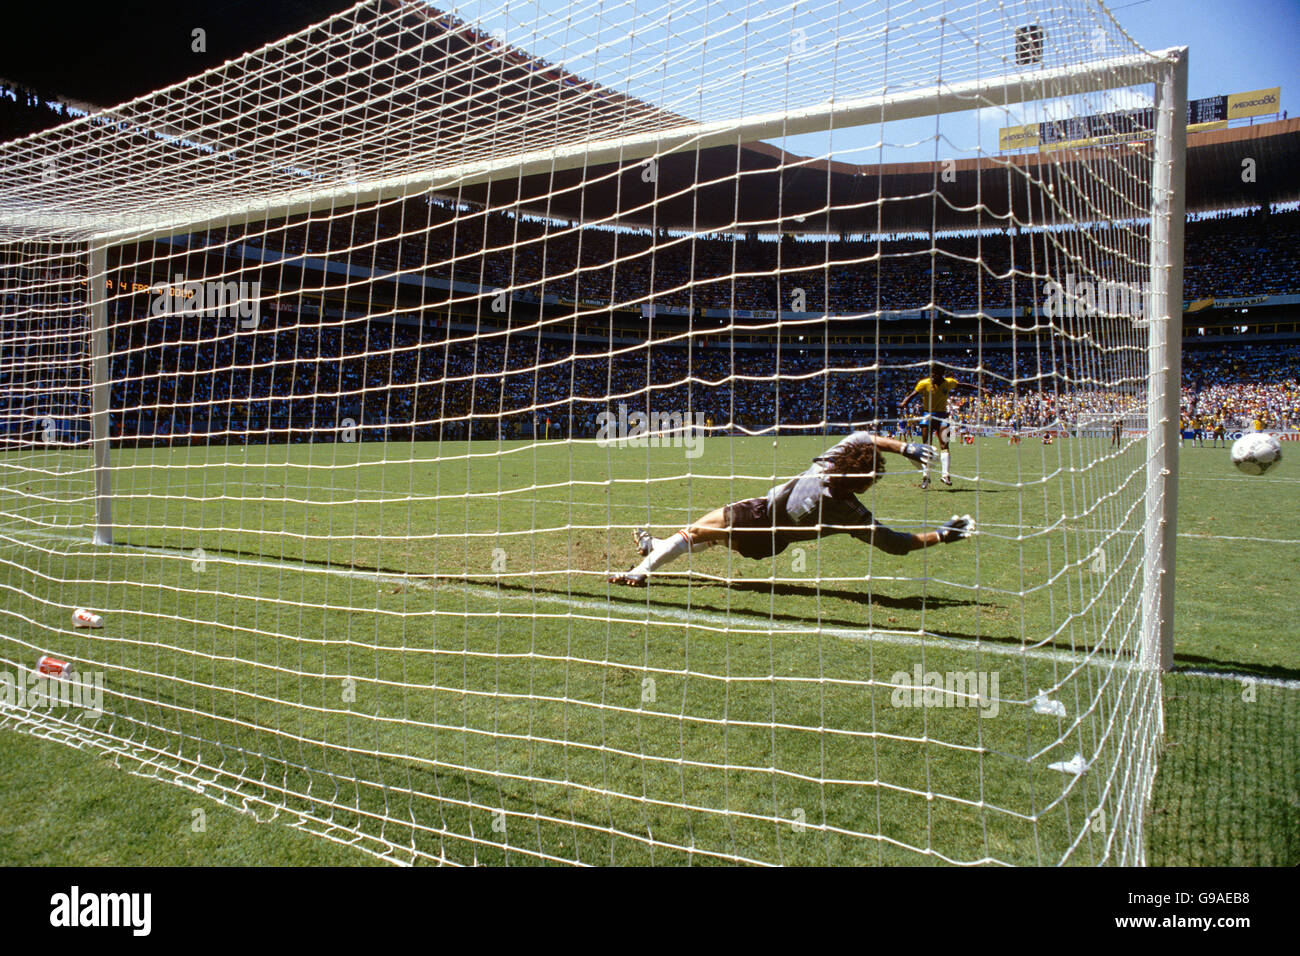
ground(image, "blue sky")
xmin=437 ymin=0 xmax=1296 ymax=165
xmin=1113 ymin=0 xmax=1297 ymax=107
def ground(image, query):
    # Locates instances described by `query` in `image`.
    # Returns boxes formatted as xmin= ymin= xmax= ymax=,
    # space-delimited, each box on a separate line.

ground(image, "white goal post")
xmin=1144 ymin=50 xmax=1188 ymax=676
xmin=0 ymin=0 xmax=1185 ymax=866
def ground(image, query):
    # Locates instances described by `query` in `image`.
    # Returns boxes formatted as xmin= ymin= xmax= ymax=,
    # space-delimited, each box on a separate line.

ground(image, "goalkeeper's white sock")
xmin=634 ymin=531 xmax=711 ymax=575
xmin=940 ymin=450 xmax=951 ymax=479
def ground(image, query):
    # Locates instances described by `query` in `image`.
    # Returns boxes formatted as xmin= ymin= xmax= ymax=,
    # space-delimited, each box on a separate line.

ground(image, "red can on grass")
xmin=37 ymin=655 xmax=75 ymax=678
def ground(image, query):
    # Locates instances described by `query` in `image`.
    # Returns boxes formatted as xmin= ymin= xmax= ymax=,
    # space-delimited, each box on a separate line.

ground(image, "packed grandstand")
xmin=2 ymin=82 xmax=1297 ymax=447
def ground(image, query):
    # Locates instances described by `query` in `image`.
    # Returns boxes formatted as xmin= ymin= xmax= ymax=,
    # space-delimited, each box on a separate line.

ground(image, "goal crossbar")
xmin=7 ymin=49 xmax=1182 ymax=248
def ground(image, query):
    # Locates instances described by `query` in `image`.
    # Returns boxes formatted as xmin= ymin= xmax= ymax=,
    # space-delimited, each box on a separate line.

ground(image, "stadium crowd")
xmin=0 ymin=84 xmax=79 ymax=141
xmin=3 ymin=189 xmax=1298 ymax=445
xmin=83 ymin=304 xmax=1293 ymax=446
xmin=1182 ymin=208 xmax=1300 ymax=299
xmin=220 ymin=200 xmax=1300 ymax=317
xmin=1180 ymin=344 xmax=1300 ymax=434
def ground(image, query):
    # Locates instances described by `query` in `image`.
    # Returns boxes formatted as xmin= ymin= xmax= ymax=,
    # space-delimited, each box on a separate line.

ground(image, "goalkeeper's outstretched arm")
xmin=852 ymin=514 xmax=977 ymax=555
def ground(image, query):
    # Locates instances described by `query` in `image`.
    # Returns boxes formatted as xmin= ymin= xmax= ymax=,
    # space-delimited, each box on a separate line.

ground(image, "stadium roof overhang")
xmin=1 ymin=0 xmax=1251 ymax=243
xmin=461 ymin=117 xmax=1300 ymax=236
xmin=0 ymin=0 xmax=696 ymax=242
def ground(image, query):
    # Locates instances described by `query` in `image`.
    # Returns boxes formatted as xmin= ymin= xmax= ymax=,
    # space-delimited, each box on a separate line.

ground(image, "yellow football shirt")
xmin=915 ymin=377 xmax=958 ymax=414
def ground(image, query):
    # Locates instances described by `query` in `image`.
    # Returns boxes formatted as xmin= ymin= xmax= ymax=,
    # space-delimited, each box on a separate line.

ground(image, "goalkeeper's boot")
xmin=609 ymin=569 xmax=647 ymax=588
xmin=632 ymin=527 xmax=654 ymax=557
xmin=920 ymin=474 xmax=931 ymax=490
xmin=940 ymin=475 xmax=953 ymax=487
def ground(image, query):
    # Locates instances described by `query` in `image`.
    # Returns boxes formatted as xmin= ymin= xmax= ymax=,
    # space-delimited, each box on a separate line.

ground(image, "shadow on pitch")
xmin=148 ymin=538 xmax=1010 ymax=646
xmin=706 ymin=577 xmax=985 ymax=610
xmin=474 ymin=573 xmax=1004 ymax=641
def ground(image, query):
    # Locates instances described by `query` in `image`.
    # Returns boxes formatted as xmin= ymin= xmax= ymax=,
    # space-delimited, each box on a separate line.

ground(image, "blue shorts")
xmin=920 ymin=413 xmax=948 ymax=431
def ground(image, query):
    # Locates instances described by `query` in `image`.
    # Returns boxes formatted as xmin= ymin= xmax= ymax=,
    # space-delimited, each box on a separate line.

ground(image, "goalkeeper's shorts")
xmin=723 ymin=497 xmax=820 ymax=560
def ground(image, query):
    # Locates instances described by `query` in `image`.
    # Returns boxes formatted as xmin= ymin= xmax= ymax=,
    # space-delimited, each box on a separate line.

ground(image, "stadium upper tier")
xmin=0 ymin=0 xmax=1189 ymax=241
xmin=6 ymin=74 xmax=1296 ymax=234
xmin=103 ymin=203 xmax=1299 ymax=324
xmin=1 ymin=1 xmax=1296 ymax=237
xmin=441 ymin=117 xmax=1300 ymax=235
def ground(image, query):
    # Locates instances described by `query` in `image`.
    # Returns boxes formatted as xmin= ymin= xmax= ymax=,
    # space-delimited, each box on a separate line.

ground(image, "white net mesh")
xmin=0 ymin=0 xmax=1180 ymax=864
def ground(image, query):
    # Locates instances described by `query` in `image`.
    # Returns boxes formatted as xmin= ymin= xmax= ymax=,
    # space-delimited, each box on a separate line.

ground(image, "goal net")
xmin=0 ymin=0 xmax=1184 ymax=865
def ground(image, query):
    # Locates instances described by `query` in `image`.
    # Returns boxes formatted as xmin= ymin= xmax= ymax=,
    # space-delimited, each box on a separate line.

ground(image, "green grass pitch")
xmin=0 ymin=434 xmax=1295 ymax=864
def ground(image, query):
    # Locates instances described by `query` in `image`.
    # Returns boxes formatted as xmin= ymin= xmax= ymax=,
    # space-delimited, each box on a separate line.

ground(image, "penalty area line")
xmin=9 ymin=534 xmax=1291 ymax=686
xmin=1170 ymin=668 xmax=1300 ymax=690
xmin=1175 ymin=532 xmax=1300 ymax=544
xmin=7 ymin=527 xmax=1095 ymax=668
xmin=443 ymin=581 xmax=1092 ymax=667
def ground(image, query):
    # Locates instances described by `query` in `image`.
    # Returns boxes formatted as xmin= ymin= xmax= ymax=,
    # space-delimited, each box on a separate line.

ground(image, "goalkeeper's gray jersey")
xmin=765 ymin=431 xmax=883 ymax=537
xmin=760 ymin=432 xmax=913 ymax=555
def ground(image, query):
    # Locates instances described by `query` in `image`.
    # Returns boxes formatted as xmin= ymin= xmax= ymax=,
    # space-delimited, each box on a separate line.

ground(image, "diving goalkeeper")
xmin=608 ymin=431 xmax=975 ymax=587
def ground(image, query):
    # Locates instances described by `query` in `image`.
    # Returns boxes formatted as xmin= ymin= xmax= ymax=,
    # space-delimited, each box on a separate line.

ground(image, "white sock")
xmin=940 ymin=450 xmax=950 ymax=478
xmin=686 ymin=535 xmax=713 ymax=555
xmin=648 ymin=533 xmax=712 ymax=554
xmin=634 ymin=531 xmax=709 ymax=575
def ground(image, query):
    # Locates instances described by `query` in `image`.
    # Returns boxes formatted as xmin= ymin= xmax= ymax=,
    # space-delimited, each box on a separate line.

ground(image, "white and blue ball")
xmin=1230 ymin=433 xmax=1283 ymax=476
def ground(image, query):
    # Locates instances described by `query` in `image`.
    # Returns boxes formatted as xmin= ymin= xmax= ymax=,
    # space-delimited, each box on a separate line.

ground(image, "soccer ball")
xmin=1230 ymin=433 xmax=1283 ymax=475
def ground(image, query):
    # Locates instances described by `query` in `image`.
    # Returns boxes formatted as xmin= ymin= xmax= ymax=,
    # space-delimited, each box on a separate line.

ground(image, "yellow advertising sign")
xmin=1000 ymin=87 xmax=1281 ymax=151
xmin=998 ymin=123 xmax=1038 ymax=151
xmin=1041 ymin=130 xmax=1155 ymax=152
xmin=1227 ymin=87 xmax=1281 ymax=119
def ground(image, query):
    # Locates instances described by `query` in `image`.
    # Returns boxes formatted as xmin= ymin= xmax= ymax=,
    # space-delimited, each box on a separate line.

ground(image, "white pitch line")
xmin=1178 ymin=475 xmax=1300 ymax=483
xmin=1176 ymin=533 xmax=1300 ymax=544
xmin=6 ymin=526 xmax=1092 ymax=668
xmin=10 ymin=527 xmax=1293 ymax=687
xmin=440 ymin=580 xmax=1098 ymax=667
xmin=1172 ymin=669 xmax=1300 ymax=691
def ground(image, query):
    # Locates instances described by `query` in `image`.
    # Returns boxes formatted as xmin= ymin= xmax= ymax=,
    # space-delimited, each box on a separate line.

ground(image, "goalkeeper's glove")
xmin=901 ymin=442 xmax=938 ymax=467
xmin=937 ymin=514 xmax=976 ymax=543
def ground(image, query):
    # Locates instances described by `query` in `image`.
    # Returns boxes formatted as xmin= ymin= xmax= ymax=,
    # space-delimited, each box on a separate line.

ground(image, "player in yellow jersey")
xmin=900 ymin=362 xmax=986 ymax=489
